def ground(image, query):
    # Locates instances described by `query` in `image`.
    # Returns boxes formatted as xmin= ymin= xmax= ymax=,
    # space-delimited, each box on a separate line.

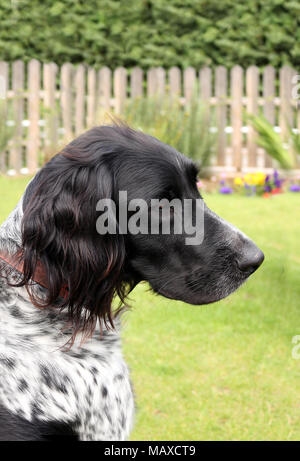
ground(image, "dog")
xmin=0 ymin=124 xmax=264 ymax=440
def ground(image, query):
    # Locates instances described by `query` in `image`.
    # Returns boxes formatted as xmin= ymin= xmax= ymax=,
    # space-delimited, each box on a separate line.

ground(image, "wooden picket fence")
xmin=0 ymin=60 xmax=299 ymax=174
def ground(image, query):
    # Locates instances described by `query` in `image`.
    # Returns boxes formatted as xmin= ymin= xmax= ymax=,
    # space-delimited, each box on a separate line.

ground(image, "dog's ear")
xmin=19 ymin=151 xmax=127 ymax=340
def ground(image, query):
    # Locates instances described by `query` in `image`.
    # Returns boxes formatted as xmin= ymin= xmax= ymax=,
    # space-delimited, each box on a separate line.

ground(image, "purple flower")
xmin=289 ymin=184 xmax=300 ymax=192
xmin=273 ymin=170 xmax=283 ymax=188
xmin=264 ymin=175 xmax=271 ymax=191
xmin=219 ymin=186 xmax=233 ymax=194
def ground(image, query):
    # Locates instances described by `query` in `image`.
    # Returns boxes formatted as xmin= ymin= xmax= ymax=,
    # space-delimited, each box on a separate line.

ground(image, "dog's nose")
xmin=236 ymin=240 xmax=264 ymax=274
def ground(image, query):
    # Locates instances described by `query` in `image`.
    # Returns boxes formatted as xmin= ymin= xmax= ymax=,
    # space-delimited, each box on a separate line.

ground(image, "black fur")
xmin=0 ymin=404 xmax=78 ymax=441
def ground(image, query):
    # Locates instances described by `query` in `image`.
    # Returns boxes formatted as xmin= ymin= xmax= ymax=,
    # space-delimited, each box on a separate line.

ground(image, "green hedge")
xmin=0 ymin=0 xmax=299 ymax=69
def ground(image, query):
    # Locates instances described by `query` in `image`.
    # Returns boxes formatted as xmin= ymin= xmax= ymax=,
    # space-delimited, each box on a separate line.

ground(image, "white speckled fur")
xmin=0 ymin=197 xmax=135 ymax=441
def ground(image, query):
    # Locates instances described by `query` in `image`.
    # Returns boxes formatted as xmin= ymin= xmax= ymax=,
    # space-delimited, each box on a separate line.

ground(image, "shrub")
xmin=0 ymin=0 xmax=299 ymax=69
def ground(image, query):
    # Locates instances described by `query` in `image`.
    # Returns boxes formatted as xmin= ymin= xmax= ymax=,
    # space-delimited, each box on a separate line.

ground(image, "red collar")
xmin=0 ymin=252 xmax=68 ymax=299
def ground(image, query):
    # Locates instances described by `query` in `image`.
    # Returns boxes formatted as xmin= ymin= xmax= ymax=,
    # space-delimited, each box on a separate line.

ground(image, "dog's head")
xmin=21 ymin=124 xmax=264 ymax=336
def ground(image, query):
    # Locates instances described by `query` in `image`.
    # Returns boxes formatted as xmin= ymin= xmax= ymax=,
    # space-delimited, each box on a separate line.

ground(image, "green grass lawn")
xmin=0 ymin=176 xmax=299 ymax=441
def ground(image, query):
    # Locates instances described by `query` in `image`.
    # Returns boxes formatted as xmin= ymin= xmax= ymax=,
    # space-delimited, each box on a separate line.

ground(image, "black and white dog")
xmin=0 ymin=124 xmax=264 ymax=440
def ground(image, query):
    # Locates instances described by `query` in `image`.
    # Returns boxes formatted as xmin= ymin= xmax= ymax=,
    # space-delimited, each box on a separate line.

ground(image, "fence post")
xmin=296 ymin=72 xmax=300 ymax=138
xmin=147 ymin=68 xmax=157 ymax=97
xmin=292 ymin=69 xmax=300 ymax=167
xmin=114 ymin=67 xmax=127 ymax=115
xmin=43 ymin=62 xmax=58 ymax=149
xmin=98 ymin=67 xmax=111 ymax=115
xmin=0 ymin=62 xmax=7 ymax=100
xmin=27 ymin=59 xmax=40 ymax=173
xmin=169 ymin=67 xmax=181 ymax=98
xmin=87 ymin=67 xmax=96 ymax=128
xmin=75 ymin=64 xmax=85 ymax=135
xmin=199 ymin=67 xmax=211 ymax=103
xmin=131 ymin=67 xmax=143 ymax=99
xmin=0 ymin=61 xmax=8 ymax=172
xmin=263 ymin=66 xmax=276 ymax=168
xmin=156 ymin=67 xmax=166 ymax=96
xmin=246 ymin=66 xmax=259 ymax=167
xmin=184 ymin=67 xmax=196 ymax=105
xmin=231 ymin=66 xmax=243 ymax=171
xmin=61 ymin=63 xmax=73 ymax=142
xmin=146 ymin=67 xmax=166 ymax=98
xmin=280 ymin=66 xmax=293 ymax=141
xmin=215 ymin=66 xmax=227 ymax=166
xmin=11 ymin=60 xmax=24 ymax=172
